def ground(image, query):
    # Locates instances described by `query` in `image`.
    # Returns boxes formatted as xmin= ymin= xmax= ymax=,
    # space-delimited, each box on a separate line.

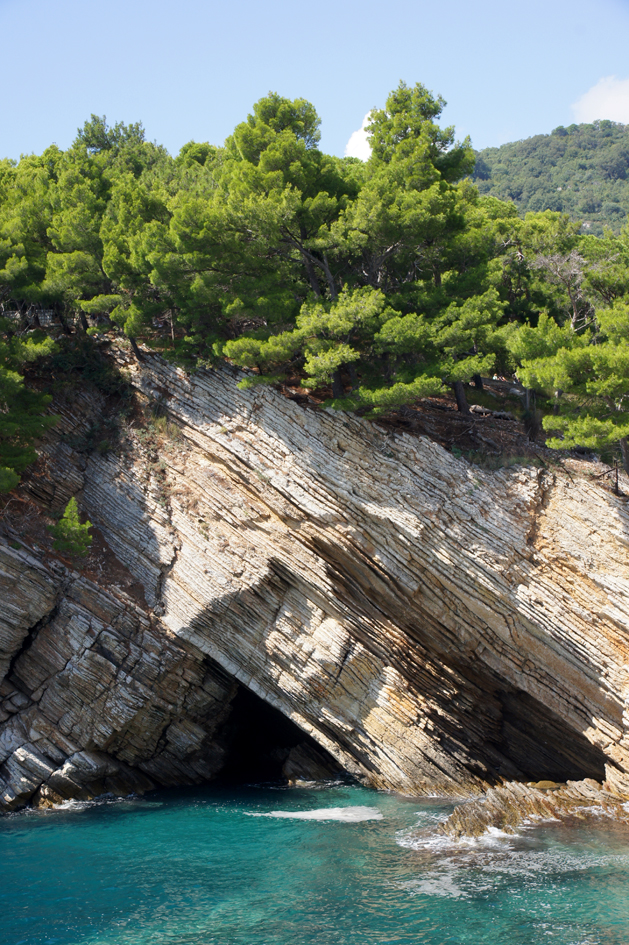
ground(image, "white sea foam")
xmin=47 ymin=794 xmax=161 ymax=813
xmin=398 ymin=816 xmax=629 ymax=884
xmin=245 ymin=805 xmax=383 ymax=822
xmin=52 ymin=796 xmax=116 ymax=811
xmin=3 ymin=794 xmax=136 ymax=819
xmin=397 ymin=824 xmax=515 ymax=853
xmin=399 ymin=871 xmax=468 ymax=898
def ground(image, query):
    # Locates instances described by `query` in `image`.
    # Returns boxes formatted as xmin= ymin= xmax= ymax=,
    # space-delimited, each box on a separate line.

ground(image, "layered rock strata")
xmin=441 ymin=778 xmax=629 ymax=838
xmin=2 ymin=351 xmax=629 ymax=810
xmin=0 ymin=542 xmax=240 ymax=809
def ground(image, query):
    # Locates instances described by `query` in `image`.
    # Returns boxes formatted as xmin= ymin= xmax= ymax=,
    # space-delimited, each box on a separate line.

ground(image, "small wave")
xmin=245 ymin=805 xmax=383 ymax=822
xmin=397 ymin=824 xmax=515 ymax=852
xmin=52 ymin=795 xmax=119 ymax=811
xmin=247 ymin=778 xmax=347 ymax=791
xmin=47 ymin=794 xmax=161 ymax=813
xmin=479 ymin=849 xmax=629 ymax=876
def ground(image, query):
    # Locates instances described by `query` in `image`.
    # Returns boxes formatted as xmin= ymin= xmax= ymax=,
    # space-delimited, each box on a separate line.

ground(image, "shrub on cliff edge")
xmin=49 ymin=498 xmax=92 ymax=557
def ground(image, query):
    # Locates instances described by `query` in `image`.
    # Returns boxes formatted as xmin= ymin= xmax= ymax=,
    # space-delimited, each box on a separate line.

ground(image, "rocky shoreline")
xmin=441 ymin=778 xmax=629 ymax=839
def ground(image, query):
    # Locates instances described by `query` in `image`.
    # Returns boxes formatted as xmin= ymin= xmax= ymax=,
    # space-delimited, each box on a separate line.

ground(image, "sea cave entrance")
xmin=216 ymin=685 xmax=341 ymax=785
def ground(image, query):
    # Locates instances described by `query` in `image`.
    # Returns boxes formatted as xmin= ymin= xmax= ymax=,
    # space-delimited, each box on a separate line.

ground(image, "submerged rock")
xmin=1 ymin=354 xmax=629 ymax=810
xmin=441 ymin=777 xmax=629 ymax=838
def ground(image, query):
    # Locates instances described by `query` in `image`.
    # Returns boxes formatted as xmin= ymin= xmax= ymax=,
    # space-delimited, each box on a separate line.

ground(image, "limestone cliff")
xmin=1 ymin=351 xmax=629 ymax=811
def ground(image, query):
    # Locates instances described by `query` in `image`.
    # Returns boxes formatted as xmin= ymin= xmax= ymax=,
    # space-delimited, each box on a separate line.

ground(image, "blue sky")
xmin=2 ymin=0 xmax=629 ymax=160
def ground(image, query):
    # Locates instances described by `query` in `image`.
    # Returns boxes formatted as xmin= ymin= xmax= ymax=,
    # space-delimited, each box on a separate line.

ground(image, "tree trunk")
xmin=452 ymin=381 xmax=470 ymax=414
xmin=301 ymin=251 xmax=322 ymax=297
xmin=129 ymin=336 xmax=144 ymax=362
xmin=332 ymin=367 xmax=345 ymax=399
xmin=78 ymin=311 xmax=89 ymax=332
xmin=381 ymin=352 xmax=393 ymax=383
xmin=347 ymin=362 xmax=359 ymax=391
xmin=322 ymin=254 xmax=337 ymax=301
xmin=472 ymin=373 xmax=484 ymax=391
xmin=620 ymin=437 xmax=629 ymax=479
xmin=57 ymin=312 xmax=72 ymax=336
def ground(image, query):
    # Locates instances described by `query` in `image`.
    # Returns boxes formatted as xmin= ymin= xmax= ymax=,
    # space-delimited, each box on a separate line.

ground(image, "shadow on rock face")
xmin=496 ymin=687 xmax=608 ymax=783
xmin=291 ymin=537 xmax=612 ymax=788
xmin=175 ymin=547 xmax=614 ymax=797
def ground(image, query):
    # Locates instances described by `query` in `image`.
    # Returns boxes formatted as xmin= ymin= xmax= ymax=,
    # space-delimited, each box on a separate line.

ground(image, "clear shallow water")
xmin=2 ymin=782 xmax=629 ymax=945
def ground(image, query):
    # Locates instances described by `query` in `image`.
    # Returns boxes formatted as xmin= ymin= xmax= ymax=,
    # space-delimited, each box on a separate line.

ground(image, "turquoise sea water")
xmin=2 ymin=782 xmax=629 ymax=945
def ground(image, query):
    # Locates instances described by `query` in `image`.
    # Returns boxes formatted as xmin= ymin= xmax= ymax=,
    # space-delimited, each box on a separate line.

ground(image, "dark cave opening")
xmin=216 ymin=686 xmax=342 ymax=785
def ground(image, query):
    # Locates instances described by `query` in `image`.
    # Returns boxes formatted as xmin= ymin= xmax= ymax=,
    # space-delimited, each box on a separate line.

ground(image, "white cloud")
xmin=572 ymin=76 xmax=629 ymax=124
xmin=344 ymin=112 xmax=372 ymax=160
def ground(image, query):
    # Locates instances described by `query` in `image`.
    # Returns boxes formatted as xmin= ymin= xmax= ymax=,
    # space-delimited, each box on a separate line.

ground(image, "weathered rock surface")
xmin=0 ymin=542 xmax=241 ymax=809
xmin=441 ymin=777 xmax=629 ymax=838
xmin=2 ymin=351 xmax=629 ymax=810
xmin=0 ymin=545 xmax=58 ymax=683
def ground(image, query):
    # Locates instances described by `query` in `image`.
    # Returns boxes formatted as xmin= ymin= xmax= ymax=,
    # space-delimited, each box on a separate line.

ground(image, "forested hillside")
xmin=1 ymin=84 xmax=629 ymax=489
xmin=473 ymin=121 xmax=629 ymax=235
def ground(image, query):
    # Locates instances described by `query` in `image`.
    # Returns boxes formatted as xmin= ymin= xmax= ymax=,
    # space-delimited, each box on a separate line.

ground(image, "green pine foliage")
xmin=48 ymin=498 xmax=92 ymax=557
xmin=2 ymin=90 xmax=629 ymax=478
xmin=473 ymin=122 xmax=629 ymax=235
xmin=516 ymin=300 xmax=629 ymax=471
xmin=0 ymin=322 xmax=57 ymax=493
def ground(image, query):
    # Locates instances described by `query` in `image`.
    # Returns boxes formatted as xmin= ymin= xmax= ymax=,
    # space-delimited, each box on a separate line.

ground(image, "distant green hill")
xmin=472 ymin=121 xmax=629 ymax=235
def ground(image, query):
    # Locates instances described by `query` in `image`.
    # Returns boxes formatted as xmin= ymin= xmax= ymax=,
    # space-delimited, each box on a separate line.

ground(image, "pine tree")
xmin=0 ymin=323 xmax=57 ymax=493
xmin=517 ymin=301 xmax=629 ymax=474
xmin=49 ymin=498 xmax=92 ymax=557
